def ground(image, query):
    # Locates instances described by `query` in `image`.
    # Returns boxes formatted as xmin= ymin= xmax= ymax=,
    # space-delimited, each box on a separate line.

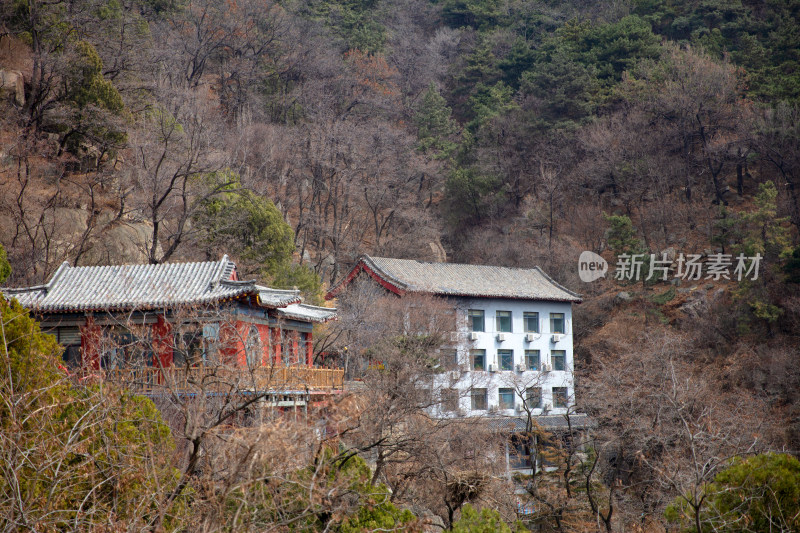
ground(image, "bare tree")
xmin=125 ymin=98 xmax=231 ymax=263
xmin=322 ymin=281 xmax=513 ymax=527
xmin=95 ymin=303 xmax=352 ymax=531
xmin=754 ymin=102 xmax=800 ymax=230
xmin=581 ymin=331 xmax=769 ymax=530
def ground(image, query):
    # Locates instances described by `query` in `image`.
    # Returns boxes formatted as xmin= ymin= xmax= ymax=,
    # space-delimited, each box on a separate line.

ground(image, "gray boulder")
xmin=0 ymin=70 xmax=25 ymax=106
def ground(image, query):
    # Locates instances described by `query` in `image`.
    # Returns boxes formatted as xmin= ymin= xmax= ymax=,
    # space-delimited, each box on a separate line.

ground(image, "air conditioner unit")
xmin=515 ymin=404 xmax=524 ymax=414
xmin=525 ymin=333 xmax=536 ymax=342
xmin=469 ymin=332 xmax=480 ymax=341
xmin=488 ymin=364 xmax=496 ymax=372
xmin=541 ymin=363 xmax=551 ymax=372
xmin=551 ymin=334 xmax=563 ymax=343
xmin=496 ymin=333 xmax=507 ymax=342
xmin=515 ymin=363 xmax=526 ymax=372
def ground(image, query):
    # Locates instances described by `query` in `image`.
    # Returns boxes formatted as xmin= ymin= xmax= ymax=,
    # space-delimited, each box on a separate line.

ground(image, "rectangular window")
xmin=468 ymin=310 xmax=485 ymax=332
xmin=551 ymin=350 xmax=566 ymax=371
xmin=471 ymin=349 xmax=485 ymax=371
xmin=553 ymin=387 xmax=569 ymax=408
xmin=104 ymin=330 xmax=141 ymax=368
xmin=57 ymin=326 xmax=81 ymax=346
xmin=62 ymin=345 xmax=81 ymax=367
xmin=550 ymin=313 xmax=565 ymax=334
xmin=282 ymin=330 xmax=299 ymax=366
xmin=203 ymin=323 xmax=220 ymax=361
xmin=439 ymin=349 xmax=458 ymax=370
xmin=408 ymin=306 xmax=429 ymax=334
xmin=246 ymin=325 xmax=262 ymax=367
xmin=525 ymin=350 xmax=540 ymax=371
xmin=441 ymin=308 xmax=457 ymax=333
xmin=471 ymin=388 xmax=487 ymax=411
xmin=509 ymin=433 xmax=531 ymax=469
xmin=496 ymin=311 xmax=512 ymax=332
xmin=498 ymin=349 xmax=513 ymax=371
xmin=175 ymin=329 xmax=204 ymax=367
xmin=523 ymin=312 xmax=539 ymax=333
xmin=526 ymin=387 xmax=542 ymax=409
xmin=498 ymin=388 xmax=514 ymax=410
xmin=441 ymin=388 xmax=459 ymax=412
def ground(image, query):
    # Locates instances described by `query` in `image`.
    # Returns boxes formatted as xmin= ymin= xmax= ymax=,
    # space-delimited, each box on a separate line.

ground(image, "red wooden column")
xmin=271 ymin=327 xmax=282 ymax=365
xmin=151 ymin=315 xmax=174 ymax=369
xmin=305 ymin=331 xmax=313 ymax=366
xmin=256 ymin=324 xmax=271 ymax=366
xmin=290 ymin=331 xmax=299 ymax=365
xmin=80 ymin=316 xmax=102 ymax=371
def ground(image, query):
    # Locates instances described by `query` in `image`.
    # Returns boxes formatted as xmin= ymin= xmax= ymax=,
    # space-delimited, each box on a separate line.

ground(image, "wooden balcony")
xmin=104 ymin=365 xmax=344 ymax=394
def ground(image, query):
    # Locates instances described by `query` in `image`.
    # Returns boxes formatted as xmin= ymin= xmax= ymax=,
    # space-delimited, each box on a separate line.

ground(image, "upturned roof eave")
xmin=326 ymin=255 xmax=407 ymax=299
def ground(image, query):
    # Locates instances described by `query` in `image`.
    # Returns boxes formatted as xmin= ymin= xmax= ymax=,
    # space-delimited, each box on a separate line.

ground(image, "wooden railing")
xmin=104 ymin=366 xmax=344 ymax=394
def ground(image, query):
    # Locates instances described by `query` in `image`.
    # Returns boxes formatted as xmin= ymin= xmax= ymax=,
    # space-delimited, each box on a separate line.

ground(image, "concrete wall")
xmin=435 ymin=297 xmax=576 ymax=417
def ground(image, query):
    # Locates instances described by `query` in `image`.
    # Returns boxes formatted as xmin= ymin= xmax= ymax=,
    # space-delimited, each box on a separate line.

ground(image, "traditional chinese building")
xmin=2 ymin=256 xmax=342 ymax=394
xmin=329 ymin=255 xmax=591 ymax=471
xmin=329 ymin=256 xmax=582 ymax=417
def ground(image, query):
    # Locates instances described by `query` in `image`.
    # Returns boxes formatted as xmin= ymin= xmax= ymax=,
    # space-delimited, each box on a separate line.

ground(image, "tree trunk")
xmin=736 ymin=148 xmax=745 ymax=196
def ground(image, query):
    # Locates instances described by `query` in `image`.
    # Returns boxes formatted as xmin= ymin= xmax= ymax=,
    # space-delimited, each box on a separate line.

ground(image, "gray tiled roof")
xmin=276 ymin=303 xmax=338 ymax=323
xmin=333 ymin=256 xmax=581 ymax=302
xmin=2 ymin=256 xmax=302 ymax=313
xmin=257 ymin=286 xmax=303 ymax=308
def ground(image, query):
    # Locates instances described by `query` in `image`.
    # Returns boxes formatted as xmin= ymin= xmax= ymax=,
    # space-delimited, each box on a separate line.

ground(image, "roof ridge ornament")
xmin=209 ymin=254 xmax=231 ymax=290
xmin=46 ymin=261 xmax=72 ymax=292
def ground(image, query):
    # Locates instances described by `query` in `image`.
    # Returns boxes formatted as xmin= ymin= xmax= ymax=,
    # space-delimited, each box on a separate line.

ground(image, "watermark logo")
xmin=578 ymin=251 xmax=608 ymax=282
xmin=579 ymin=251 xmax=762 ymax=282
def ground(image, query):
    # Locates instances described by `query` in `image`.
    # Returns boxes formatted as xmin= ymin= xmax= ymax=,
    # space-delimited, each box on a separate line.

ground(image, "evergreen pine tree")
xmin=414 ymin=83 xmax=459 ymax=159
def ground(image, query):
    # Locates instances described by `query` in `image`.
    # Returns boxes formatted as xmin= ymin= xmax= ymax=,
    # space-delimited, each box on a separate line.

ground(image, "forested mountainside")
xmin=1 ymin=0 xmax=800 ymax=530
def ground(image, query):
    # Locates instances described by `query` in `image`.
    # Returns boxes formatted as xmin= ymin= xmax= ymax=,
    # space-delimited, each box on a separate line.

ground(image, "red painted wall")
xmin=218 ymin=321 xmax=241 ymax=366
xmin=256 ymin=323 xmax=271 ymax=366
xmin=74 ymin=312 xmax=316 ymax=372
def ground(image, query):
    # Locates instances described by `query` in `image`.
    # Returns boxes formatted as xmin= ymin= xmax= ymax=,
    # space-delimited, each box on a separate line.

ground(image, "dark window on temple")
xmin=62 ymin=345 xmax=81 ymax=368
xmin=246 ymin=326 xmax=262 ymax=367
xmin=175 ymin=328 xmax=204 ymax=367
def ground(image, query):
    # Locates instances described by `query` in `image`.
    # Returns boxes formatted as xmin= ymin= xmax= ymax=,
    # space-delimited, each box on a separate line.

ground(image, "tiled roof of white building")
xmin=334 ymin=255 xmax=581 ymax=302
xmin=2 ymin=256 xmax=303 ymax=312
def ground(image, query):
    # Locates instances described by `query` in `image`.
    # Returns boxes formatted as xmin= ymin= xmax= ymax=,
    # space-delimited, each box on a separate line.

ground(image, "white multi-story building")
xmin=328 ymin=255 xmax=582 ymax=421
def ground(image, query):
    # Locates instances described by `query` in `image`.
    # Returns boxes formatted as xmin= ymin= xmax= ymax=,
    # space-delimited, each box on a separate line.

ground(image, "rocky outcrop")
xmin=0 ymin=70 xmax=24 ymax=106
xmin=40 ymin=208 xmax=160 ymax=265
xmin=85 ymin=220 xmax=160 ymax=265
